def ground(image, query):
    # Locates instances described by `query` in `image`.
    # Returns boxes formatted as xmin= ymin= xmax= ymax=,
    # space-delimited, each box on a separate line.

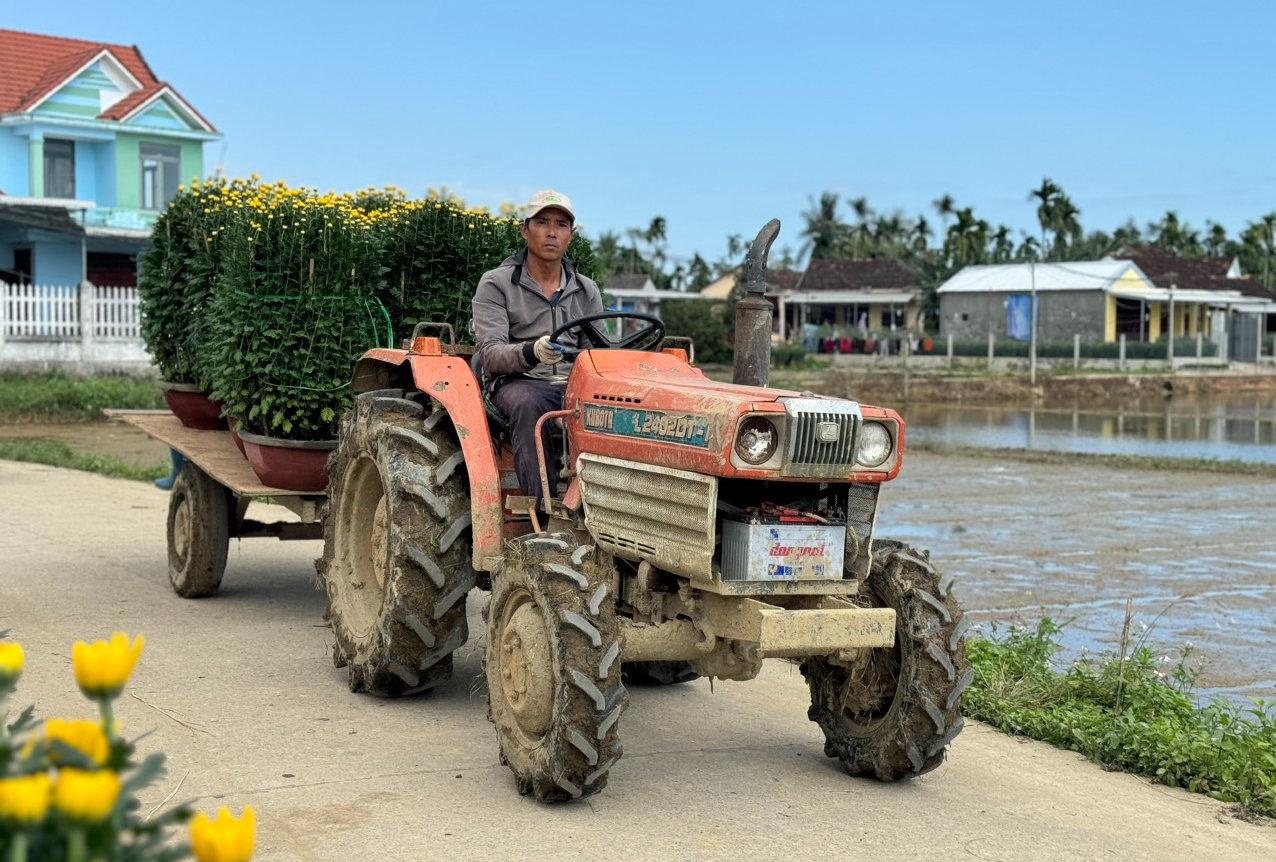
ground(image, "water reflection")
xmin=902 ymin=392 xmax=1276 ymax=463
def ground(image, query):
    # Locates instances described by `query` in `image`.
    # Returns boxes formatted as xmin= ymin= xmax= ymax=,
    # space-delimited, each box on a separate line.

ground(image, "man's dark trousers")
xmin=493 ymin=377 xmax=564 ymax=507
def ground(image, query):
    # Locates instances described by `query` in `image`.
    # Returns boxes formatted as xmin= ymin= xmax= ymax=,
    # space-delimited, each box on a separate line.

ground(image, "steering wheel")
xmin=550 ymin=312 xmax=666 ymax=355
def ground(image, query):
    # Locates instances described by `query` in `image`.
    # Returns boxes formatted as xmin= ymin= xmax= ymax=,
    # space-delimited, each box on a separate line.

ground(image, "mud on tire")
xmin=484 ymin=534 xmax=627 ymax=802
xmin=317 ymin=390 xmax=475 ymax=696
xmin=167 ymin=463 xmax=233 ymax=598
xmin=802 ymin=540 xmax=971 ymax=780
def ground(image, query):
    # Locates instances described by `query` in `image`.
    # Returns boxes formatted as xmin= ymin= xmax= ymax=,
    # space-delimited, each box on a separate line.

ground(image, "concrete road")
xmin=1 ymin=460 xmax=1272 ymax=862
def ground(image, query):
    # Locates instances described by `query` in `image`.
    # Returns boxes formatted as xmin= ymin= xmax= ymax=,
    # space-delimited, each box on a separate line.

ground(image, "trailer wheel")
xmin=622 ymin=661 xmax=700 ymax=686
xmin=485 ymin=534 xmax=627 ymax=802
xmin=318 ymin=391 xmax=475 ymax=697
xmin=166 ymin=463 xmax=231 ymax=598
xmin=802 ymin=540 xmax=971 ymax=780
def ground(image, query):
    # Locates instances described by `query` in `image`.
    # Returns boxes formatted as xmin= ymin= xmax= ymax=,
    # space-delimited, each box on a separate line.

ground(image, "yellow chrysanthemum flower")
xmin=0 ymin=642 xmax=24 ymax=684
xmin=52 ymin=768 xmax=119 ymax=824
xmin=0 ymin=773 xmax=51 ymax=823
xmin=44 ymin=719 xmax=110 ymax=765
xmin=71 ymin=633 xmax=144 ymax=699
xmin=191 ymin=806 xmax=256 ymax=862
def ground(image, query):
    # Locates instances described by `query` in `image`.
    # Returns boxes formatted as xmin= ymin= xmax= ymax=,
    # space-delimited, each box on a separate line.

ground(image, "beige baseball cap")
xmin=523 ymin=190 xmax=575 ymax=223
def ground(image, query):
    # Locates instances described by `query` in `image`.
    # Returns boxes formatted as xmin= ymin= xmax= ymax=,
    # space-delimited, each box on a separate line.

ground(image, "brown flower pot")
xmin=225 ymin=416 xmax=247 ymax=457
xmin=237 ymin=430 xmax=336 ymax=492
xmin=158 ymin=381 xmax=224 ymax=430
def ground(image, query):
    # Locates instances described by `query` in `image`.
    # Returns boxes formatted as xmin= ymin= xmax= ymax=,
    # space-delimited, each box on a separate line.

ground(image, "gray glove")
xmin=532 ymin=335 xmax=563 ymax=365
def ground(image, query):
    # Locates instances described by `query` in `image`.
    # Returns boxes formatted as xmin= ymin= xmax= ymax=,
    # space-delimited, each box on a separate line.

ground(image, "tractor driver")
xmin=472 ymin=190 xmax=605 ymax=510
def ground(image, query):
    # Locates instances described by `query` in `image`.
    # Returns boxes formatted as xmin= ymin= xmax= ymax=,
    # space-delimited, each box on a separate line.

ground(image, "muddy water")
xmin=882 ymin=452 xmax=1276 ymax=706
xmin=3 ymin=418 xmax=1273 ymax=704
xmin=901 ymin=392 xmax=1276 ymax=464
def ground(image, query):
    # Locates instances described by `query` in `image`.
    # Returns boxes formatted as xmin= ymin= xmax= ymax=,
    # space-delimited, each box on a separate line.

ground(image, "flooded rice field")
xmin=3 ymin=416 xmax=1273 ymax=705
xmin=901 ymin=391 xmax=1276 ymax=464
xmin=881 ymin=451 xmax=1276 ymax=705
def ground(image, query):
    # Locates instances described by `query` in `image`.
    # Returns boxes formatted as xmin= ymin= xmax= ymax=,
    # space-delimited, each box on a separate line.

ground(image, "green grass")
xmin=967 ymin=618 xmax=1276 ymax=819
xmin=0 ymin=439 xmax=167 ymax=483
xmin=0 ymin=371 xmax=165 ymax=422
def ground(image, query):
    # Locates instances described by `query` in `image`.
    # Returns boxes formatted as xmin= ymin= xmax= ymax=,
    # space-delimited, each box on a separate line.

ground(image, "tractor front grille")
xmin=781 ymin=398 xmax=862 ymax=477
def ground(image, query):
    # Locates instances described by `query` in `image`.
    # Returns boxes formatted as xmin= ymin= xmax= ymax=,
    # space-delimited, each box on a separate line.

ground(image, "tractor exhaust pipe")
xmin=732 ymin=219 xmax=780 ymax=387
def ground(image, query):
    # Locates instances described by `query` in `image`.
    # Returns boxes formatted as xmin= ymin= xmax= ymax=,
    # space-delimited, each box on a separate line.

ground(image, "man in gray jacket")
xmin=473 ymin=190 xmax=605 ymax=509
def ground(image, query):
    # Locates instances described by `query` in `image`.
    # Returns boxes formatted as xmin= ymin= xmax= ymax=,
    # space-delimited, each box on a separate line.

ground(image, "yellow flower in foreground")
xmin=0 ymin=773 xmax=52 ymax=823
xmin=72 ymin=633 xmax=144 ymax=698
xmin=52 ymin=768 xmax=119 ymax=824
xmin=44 ymin=719 xmax=109 ymax=765
xmin=191 ymin=806 xmax=256 ymax=862
xmin=0 ymin=642 xmax=23 ymax=684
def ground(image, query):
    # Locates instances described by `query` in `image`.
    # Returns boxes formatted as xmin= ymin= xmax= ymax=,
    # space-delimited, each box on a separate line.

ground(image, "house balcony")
xmin=80 ymin=207 xmax=159 ymax=233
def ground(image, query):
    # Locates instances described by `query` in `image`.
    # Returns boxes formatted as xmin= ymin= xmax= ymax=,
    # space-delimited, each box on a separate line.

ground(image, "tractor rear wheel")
xmin=318 ymin=390 xmax=475 ymax=696
xmin=167 ymin=463 xmax=231 ymax=598
xmin=802 ymin=540 xmax=971 ymax=780
xmin=485 ymin=534 xmax=627 ymax=802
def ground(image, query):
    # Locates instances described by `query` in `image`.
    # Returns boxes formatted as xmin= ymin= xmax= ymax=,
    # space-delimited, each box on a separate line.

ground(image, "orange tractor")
xmin=316 ymin=222 xmax=970 ymax=802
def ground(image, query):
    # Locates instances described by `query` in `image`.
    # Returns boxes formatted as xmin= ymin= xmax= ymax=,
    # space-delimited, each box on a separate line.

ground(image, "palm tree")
xmin=1028 ymin=178 xmax=1062 ymax=253
xmin=932 ymin=194 xmax=956 ymax=232
xmin=991 ymin=225 xmax=1015 ymax=263
xmin=1204 ymin=222 xmax=1229 ymax=258
xmin=912 ymin=216 xmax=933 ymax=255
xmin=945 ymin=208 xmax=990 ymax=268
xmin=1049 ymin=193 xmax=1082 ymax=260
xmin=800 ymin=193 xmax=846 ymax=262
xmin=645 ymin=216 xmax=668 ymax=276
xmin=594 ymin=231 xmax=625 ymax=276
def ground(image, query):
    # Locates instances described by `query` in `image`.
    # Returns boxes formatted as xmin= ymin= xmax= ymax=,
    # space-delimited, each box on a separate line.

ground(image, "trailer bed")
xmin=106 ymin=409 xmax=325 ymax=499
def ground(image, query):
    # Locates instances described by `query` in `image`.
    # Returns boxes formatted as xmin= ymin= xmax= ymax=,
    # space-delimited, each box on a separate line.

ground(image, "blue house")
xmin=0 ymin=27 xmax=220 ymax=288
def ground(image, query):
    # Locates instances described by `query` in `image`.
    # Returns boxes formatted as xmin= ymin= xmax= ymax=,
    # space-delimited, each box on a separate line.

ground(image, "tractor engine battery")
xmin=720 ymin=505 xmax=846 ymax=582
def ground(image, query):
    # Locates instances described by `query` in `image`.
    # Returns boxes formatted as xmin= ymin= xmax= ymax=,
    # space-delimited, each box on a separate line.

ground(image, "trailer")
xmin=107 ymin=410 xmax=325 ymax=598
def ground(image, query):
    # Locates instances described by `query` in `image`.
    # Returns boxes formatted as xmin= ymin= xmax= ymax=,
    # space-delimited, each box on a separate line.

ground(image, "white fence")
xmin=0 ymin=282 xmax=152 ymax=374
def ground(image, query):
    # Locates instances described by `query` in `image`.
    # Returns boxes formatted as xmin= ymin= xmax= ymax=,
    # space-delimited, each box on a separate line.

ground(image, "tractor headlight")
xmin=735 ymin=416 xmax=778 ymax=465
xmin=856 ymin=421 xmax=893 ymax=468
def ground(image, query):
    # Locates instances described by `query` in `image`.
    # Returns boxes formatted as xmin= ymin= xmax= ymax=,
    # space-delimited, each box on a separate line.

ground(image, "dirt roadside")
xmin=1 ymin=458 xmax=1272 ymax=861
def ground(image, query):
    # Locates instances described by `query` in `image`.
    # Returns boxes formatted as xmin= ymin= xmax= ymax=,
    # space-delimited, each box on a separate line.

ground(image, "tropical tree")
xmin=1029 ymin=178 xmax=1062 ymax=253
xmin=932 ymin=194 xmax=956 ymax=231
xmin=800 ymin=193 xmax=847 ymax=262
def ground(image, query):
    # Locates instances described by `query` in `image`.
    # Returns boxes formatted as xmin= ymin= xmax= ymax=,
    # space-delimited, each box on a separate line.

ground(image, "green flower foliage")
xmin=139 ymin=180 xmax=598 ymax=441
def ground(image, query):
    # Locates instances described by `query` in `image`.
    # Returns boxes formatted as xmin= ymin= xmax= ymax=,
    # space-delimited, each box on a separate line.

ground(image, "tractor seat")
xmin=470 ymin=351 xmax=511 ymax=441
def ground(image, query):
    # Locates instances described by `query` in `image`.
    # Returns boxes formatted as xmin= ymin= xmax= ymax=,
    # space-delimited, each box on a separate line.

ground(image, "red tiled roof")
xmin=1111 ymin=245 xmax=1271 ymax=298
xmin=0 ymin=27 xmax=215 ymax=131
xmin=799 ymin=259 xmax=917 ymax=292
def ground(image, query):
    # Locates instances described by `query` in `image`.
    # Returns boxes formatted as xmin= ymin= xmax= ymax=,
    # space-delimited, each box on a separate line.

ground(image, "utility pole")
xmin=1166 ymin=272 xmax=1177 ymax=368
xmin=1029 ymin=257 xmax=1038 ymax=386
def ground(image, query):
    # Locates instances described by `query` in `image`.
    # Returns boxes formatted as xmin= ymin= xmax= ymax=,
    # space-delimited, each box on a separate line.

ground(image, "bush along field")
xmin=137 ymin=178 xmax=600 ymax=442
xmin=966 ymin=618 xmax=1276 ymax=820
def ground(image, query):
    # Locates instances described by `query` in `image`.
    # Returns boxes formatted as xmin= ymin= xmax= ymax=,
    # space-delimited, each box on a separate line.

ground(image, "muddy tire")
xmin=802 ymin=540 xmax=971 ymax=780
xmin=622 ymin=661 xmax=700 ymax=686
xmin=317 ymin=390 xmax=475 ymax=697
xmin=167 ymin=463 xmax=231 ymax=598
xmin=485 ymin=534 xmax=627 ymax=802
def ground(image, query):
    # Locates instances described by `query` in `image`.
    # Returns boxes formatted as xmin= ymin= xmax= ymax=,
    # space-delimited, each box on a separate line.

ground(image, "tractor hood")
xmin=565 ymin=349 xmax=902 ymax=482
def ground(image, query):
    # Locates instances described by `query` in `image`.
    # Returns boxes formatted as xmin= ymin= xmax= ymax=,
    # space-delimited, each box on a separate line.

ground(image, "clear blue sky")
xmin=11 ymin=1 xmax=1276 ymax=268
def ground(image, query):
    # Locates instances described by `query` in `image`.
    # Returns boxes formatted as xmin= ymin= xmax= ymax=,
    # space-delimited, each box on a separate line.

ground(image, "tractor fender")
xmin=352 ymin=349 xmax=504 ymax=573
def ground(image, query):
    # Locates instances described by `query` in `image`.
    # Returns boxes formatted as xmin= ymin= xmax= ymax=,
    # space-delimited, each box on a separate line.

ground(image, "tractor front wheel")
xmin=802 ymin=540 xmax=971 ymax=780
xmin=485 ymin=534 xmax=627 ymax=802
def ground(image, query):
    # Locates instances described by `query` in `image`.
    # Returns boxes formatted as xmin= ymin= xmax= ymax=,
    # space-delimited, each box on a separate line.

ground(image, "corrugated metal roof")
xmin=937 ymin=261 xmax=1150 ymax=294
